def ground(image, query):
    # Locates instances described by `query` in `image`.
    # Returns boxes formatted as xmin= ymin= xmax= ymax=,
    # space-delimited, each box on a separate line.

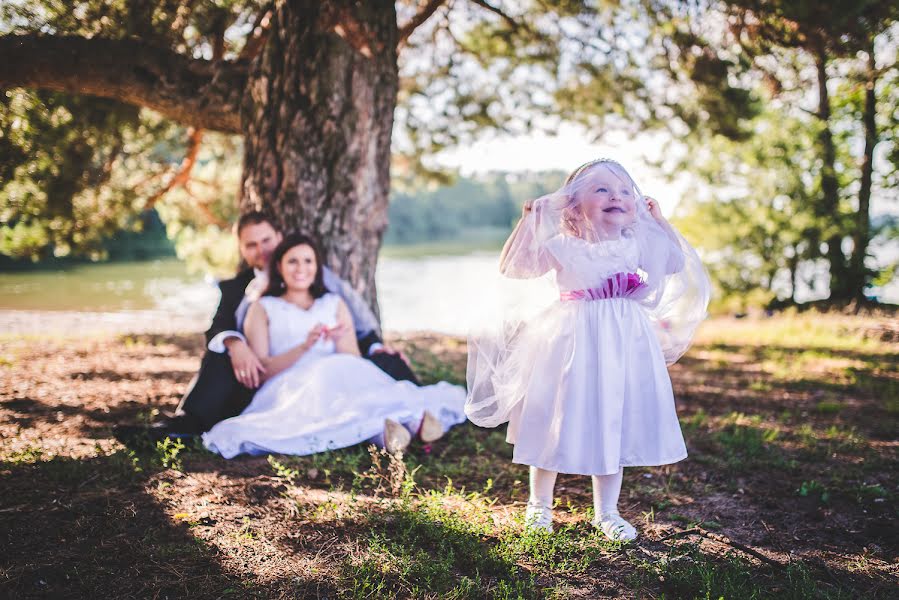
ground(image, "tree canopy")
xmin=1 ymin=0 xmax=896 ymax=309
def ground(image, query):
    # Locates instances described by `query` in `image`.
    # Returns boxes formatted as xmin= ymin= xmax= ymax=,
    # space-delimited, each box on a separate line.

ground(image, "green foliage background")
xmin=1 ymin=0 xmax=897 ymax=307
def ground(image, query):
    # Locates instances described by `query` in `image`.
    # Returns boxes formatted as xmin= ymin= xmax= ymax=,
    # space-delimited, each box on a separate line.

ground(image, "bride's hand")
xmin=324 ymin=323 xmax=347 ymax=340
xmin=303 ymin=324 xmax=326 ymax=349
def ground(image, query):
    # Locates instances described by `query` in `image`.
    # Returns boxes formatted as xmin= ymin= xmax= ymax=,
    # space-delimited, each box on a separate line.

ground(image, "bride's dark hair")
xmin=264 ymin=233 xmax=329 ymax=299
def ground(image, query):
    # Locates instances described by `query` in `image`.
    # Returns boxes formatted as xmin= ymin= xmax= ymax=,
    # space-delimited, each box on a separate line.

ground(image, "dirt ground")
xmin=0 ymin=313 xmax=896 ymax=598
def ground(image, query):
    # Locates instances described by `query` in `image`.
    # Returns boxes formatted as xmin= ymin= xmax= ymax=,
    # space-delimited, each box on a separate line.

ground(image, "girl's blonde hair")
xmin=559 ymin=159 xmax=638 ymax=240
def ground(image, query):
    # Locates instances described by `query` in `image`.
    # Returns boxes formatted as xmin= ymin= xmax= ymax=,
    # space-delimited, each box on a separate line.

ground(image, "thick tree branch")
xmin=0 ymin=34 xmax=247 ymax=133
xmin=398 ymin=0 xmax=446 ymax=47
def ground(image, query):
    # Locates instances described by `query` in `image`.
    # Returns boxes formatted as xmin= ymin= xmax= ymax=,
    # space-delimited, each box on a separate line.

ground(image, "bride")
xmin=202 ymin=233 xmax=467 ymax=459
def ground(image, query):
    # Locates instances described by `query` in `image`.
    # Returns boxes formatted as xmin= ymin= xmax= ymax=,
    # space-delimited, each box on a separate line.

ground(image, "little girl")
xmin=466 ymin=159 xmax=710 ymax=540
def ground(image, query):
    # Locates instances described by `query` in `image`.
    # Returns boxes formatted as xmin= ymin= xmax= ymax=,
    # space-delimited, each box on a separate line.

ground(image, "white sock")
xmin=529 ymin=466 xmax=557 ymax=507
xmin=592 ymin=468 xmax=624 ymax=517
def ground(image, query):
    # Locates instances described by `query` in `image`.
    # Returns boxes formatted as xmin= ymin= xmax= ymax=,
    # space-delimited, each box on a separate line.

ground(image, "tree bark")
xmin=240 ymin=0 xmax=399 ymax=317
xmin=0 ymin=34 xmax=246 ymax=133
xmin=814 ymin=49 xmax=848 ymax=301
xmin=848 ymin=44 xmax=878 ymax=303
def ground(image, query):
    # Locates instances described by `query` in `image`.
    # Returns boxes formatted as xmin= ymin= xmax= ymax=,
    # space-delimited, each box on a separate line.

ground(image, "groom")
xmin=146 ymin=211 xmax=418 ymax=439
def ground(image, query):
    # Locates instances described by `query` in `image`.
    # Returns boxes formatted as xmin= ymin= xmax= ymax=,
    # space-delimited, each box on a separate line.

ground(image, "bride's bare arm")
xmin=332 ymin=299 xmax=361 ymax=356
xmin=244 ymin=301 xmax=323 ymax=381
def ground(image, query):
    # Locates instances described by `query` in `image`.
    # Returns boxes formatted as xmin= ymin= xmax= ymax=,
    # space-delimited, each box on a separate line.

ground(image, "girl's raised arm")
xmin=499 ymin=200 xmax=556 ymax=278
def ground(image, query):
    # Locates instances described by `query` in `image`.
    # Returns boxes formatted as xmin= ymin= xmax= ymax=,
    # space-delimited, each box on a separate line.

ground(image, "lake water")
xmin=0 ymin=254 xmax=520 ymax=335
xmin=2 ymin=247 xmax=896 ymax=336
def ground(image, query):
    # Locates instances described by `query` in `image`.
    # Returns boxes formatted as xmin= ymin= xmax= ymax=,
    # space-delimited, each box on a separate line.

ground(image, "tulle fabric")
xmin=500 ymin=295 xmax=688 ymax=475
xmin=466 ymin=161 xmax=711 ymax=430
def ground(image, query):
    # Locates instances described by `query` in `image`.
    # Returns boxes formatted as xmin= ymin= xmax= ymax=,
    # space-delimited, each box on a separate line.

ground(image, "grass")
xmin=341 ymin=496 xmax=537 ymax=598
xmin=155 ymin=436 xmax=186 ymax=470
xmin=713 ymin=412 xmax=783 ymax=463
xmin=629 ymin=541 xmax=855 ymax=600
xmin=1 ymin=312 xmax=896 ymax=598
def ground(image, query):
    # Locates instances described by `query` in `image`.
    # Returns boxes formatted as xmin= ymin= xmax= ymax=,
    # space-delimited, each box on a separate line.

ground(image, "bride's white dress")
xmin=202 ymin=294 xmax=467 ymax=458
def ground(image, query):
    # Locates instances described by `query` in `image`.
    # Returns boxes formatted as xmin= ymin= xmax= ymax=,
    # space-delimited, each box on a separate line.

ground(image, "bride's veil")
xmin=465 ymin=159 xmax=711 ymax=427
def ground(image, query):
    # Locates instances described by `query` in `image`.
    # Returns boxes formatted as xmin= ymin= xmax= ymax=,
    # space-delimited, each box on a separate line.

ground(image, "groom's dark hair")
xmin=236 ymin=210 xmax=279 ymax=236
xmin=264 ymin=233 xmax=328 ymax=299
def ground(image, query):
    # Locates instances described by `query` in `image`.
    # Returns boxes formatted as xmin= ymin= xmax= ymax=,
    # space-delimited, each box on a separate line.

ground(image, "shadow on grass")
xmin=675 ymin=342 xmax=898 ymax=442
xmin=1 ymin=396 xmax=155 ymax=435
xmin=117 ymin=332 xmax=207 ymax=354
xmin=697 ymin=342 xmax=897 ymax=365
xmin=68 ymin=368 xmax=198 ymax=384
xmin=338 ymin=502 xmax=540 ymax=598
xmin=329 ymin=488 xmax=887 ymax=599
xmin=627 ymin=537 xmax=871 ymax=600
xmin=0 ymin=450 xmax=327 ymax=599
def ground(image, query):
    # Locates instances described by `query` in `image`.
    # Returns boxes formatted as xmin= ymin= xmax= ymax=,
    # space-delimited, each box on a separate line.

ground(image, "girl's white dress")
xmin=203 ymin=294 xmax=467 ymax=458
xmin=484 ymin=234 xmax=688 ymax=476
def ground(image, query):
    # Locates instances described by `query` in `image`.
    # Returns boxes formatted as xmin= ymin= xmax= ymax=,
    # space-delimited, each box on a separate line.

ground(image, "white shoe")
xmin=383 ymin=419 xmax=411 ymax=454
xmin=593 ymin=512 xmax=637 ymax=541
xmin=524 ymin=500 xmax=553 ymax=533
xmin=418 ymin=410 xmax=444 ymax=443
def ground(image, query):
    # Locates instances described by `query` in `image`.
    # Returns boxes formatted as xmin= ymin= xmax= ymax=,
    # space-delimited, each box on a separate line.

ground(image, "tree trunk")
xmin=848 ymin=44 xmax=877 ymax=303
xmin=814 ymin=49 xmax=848 ymax=302
xmin=240 ymin=0 xmax=398 ymax=318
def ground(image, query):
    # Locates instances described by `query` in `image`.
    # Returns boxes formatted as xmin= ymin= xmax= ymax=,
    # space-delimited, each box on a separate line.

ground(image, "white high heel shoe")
xmin=417 ymin=410 xmax=444 ymax=443
xmin=383 ymin=418 xmax=411 ymax=454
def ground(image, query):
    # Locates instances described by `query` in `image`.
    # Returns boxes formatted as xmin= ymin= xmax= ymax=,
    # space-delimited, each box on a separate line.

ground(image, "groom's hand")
xmin=226 ymin=338 xmax=266 ymax=388
xmin=371 ymin=345 xmax=411 ymax=365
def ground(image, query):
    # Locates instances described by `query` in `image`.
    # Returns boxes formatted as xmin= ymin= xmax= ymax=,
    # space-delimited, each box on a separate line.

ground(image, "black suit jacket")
xmin=204 ymin=268 xmax=383 ymax=352
xmin=204 ymin=268 xmax=255 ymax=346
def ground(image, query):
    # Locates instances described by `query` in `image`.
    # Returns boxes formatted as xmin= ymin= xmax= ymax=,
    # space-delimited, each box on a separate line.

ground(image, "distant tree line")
xmin=0 ymin=171 xmax=564 ymax=270
xmin=0 ymin=209 xmax=175 ymax=270
xmin=385 ymin=171 xmax=563 ymax=245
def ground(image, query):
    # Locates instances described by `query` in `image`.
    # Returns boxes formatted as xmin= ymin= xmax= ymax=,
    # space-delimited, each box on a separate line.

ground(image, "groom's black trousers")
xmin=176 ymin=352 xmax=253 ymax=432
xmin=370 ymin=353 xmax=420 ymax=386
xmin=178 ymin=349 xmax=420 ymax=432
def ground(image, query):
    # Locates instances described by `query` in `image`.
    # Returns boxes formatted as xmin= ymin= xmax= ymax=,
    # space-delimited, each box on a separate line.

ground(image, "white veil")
xmin=465 ymin=159 xmax=711 ymax=427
